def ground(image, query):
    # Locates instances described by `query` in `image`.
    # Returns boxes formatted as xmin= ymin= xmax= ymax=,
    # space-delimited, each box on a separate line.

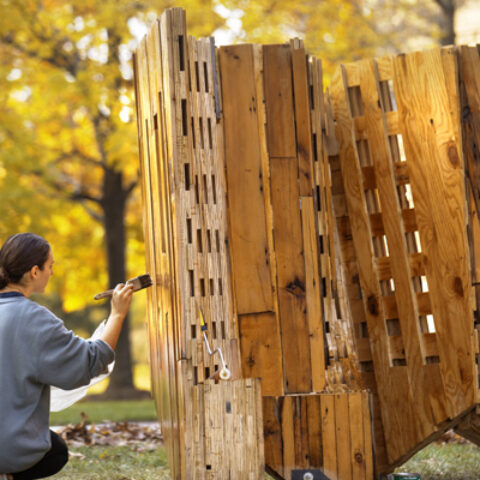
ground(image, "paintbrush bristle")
xmin=127 ymin=274 xmax=153 ymax=291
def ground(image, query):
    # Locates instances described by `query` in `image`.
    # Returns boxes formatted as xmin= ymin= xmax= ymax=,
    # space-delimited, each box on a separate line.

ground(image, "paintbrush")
xmin=94 ymin=274 xmax=153 ymax=300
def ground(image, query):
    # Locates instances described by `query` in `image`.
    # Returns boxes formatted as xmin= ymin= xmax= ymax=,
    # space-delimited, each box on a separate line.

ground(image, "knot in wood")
xmin=453 ymin=276 xmax=464 ymax=297
xmin=354 ymin=451 xmax=364 ymax=464
xmin=286 ymin=277 xmax=305 ymax=297
xmin=447 ymin=142 xmax=460 ymax=168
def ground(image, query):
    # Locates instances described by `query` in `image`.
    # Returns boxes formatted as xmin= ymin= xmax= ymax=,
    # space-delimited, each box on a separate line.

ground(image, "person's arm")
xmin=100 ymin=283 xmax=134 ymax=350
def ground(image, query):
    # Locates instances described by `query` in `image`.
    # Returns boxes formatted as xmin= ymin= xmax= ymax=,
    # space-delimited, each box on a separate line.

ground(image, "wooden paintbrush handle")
xmin=94 ymin=289 xmax=115 ymax=300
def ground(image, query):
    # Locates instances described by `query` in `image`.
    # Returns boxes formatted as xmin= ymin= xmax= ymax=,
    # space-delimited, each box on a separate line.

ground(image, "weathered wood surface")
xmin=220 ymin=43 xmax=346 ymax=398
xmin=393 ymin=47 xmax=476 ymax=416
xmin=134 ymin=8 xmax=263 ymax=478
xmin=136 ymin=8 xmax=480 ymax=478
xmin=217 ymin=44 xmax=274 ymax=315
xmin=329 ymin=47 xmax=478 ymax=469
xmin=219 ymin=41 xmax=369 ymax=477
xmin=263 ymin=392 xmax=374 ymax=480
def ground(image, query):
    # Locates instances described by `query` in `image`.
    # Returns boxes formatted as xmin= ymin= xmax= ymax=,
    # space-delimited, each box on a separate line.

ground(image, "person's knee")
xmin=50 ymin=432 xmax=69 ymax=473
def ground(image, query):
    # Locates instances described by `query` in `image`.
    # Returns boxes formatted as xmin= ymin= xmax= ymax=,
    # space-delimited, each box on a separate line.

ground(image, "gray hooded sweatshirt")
xmin=0 ymin=293 xmax=114 ymax=473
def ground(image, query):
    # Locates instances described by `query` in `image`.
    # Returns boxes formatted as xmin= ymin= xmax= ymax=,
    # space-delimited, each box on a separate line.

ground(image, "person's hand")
xmin=110 ymin=282 xmax=134 ymax=319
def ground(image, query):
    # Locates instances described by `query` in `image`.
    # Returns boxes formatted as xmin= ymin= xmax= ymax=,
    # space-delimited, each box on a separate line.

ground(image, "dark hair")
xmin=0 ymin=233 xmax=51 ymax=289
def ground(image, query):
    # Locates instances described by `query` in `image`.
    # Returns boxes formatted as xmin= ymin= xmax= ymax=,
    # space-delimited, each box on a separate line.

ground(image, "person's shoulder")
xmin=22 ymin=298 xmax=62 ymax=325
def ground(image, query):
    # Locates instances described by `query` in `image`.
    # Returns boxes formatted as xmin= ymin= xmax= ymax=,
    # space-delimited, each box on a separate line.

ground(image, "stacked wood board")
xmin=262 ymin=392 xmax=373 ymax=479
xmin=134 ymin=9 xmax=263 ymax=478
xmin=328 ymin=46 xmax=480 ymax=471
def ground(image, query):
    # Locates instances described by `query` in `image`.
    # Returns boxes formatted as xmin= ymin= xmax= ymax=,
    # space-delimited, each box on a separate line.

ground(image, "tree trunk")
xmin=102 ymin=166 xmax=135 ymax=394
xmin=436 ymin=0 xmax=456 ymax=45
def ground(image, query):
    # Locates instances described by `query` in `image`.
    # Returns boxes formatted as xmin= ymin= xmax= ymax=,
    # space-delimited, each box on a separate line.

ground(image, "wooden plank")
xmin=337 ymin=208 xmax=418 ymax=238
xmin=193 ymin=383 xmax=205 ymax=477
xmin=158 ymin=12 xmax=186 ymax=477
xmin=252 ymin=43 xmax=280 ymax=313
xmin=358 ymin=332 xmax=440 ymax=362
xmin=349 ymin=392 xmax=366 ymax=480
xmin=321 ymin=394 xmax=337 ymax=480
xmin=301 ymin=197 xmax=327 ymax=392
xmin=263 ymin=45 xmax=297 ymax=157
xmin=262 ymin=397 xmax=284 ymax=478
xmin=238 ymin=312 xmax=284 ymax=396
xmin=140 ymin=27 xmax=180 ymax=478
xmin=222 ymin=381 xmax=234 ymax=477
xmin=281 ymin=397 xmax=296 ymax=476
xmin=460 ymin=46 xmax=480 ymax=219
xmin=376 ymin=252 xmax=425 ymax=281
xmin=382 ymin=291 xmax=432 ymax=318
xmin=393 ymin=48 xmax=476 ymax=416
xmin=218 ymin=44 xmax=273 ymax=314
xmin=291 ymin=41 xmax=315 ymax=195
xmin=254 ymin=380 xmax=266 ymax=477
xmin=362 ymin=162 xmax=409 ymax=190
xmin=270 ymin=157 xmax=312 ymax=393
xmin=306 ymin=395 xmax=323 ymax=467
xmin=294 ymin=396 xmax=309 ymax=469
xmin=335 ymin=393 xmax=352 ymax=480
xmin=355 ymin=112 xmax=400 ymax=139
xmin=362 ymin=391 xmax=374 ymax=479
xmin=460 ymin=46 xmax=480 ymax=316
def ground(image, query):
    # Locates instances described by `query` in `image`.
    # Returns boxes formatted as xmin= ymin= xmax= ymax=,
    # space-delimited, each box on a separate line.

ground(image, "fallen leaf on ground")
xmin=57 ymin=412 xmax=163 ymax=448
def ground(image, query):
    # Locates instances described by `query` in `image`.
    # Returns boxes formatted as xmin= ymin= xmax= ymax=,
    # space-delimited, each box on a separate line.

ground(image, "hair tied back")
xmin=0 ymin=265 xmax=9 ymax=289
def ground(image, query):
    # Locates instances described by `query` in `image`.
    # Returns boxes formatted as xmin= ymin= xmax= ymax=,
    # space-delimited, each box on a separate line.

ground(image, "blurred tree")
xmin=218 ymin=0 xmax=465 ymax=78
xmin=0 ymin=0 xmax=223 ymax=397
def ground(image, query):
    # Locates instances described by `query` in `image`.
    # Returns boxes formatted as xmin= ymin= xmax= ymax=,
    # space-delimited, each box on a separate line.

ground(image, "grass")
xmin=47 ymin=442 xmax=480 ymax=479
xmin=50 ymin=399 xmax=157 ymax=426
xmin=395 ymin=442 xmax=480 ymax=480
xmin=51 ymin=445 xmax=171 ymax=479
xmin=49 ymin=400 xmax=480 ymax=479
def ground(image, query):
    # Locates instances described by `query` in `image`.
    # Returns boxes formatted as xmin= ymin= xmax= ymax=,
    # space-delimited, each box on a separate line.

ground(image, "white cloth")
xmin=50 ymin=320 xmax=115 ymax=412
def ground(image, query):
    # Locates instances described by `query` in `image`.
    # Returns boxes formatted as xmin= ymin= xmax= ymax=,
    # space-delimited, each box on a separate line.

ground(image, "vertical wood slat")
xmin=290 ymin=39 xmax=315 ymax=195
xmin=264 ymin=45 xmax=297 ymax=157
xmin=269 ymin=156 xmax=313 ymax=393
xmin=321 ymin=394 xmax=337 ymax=479
xmin=459 ymin=46 xmax=480 ymax=407
xmin=393 ymin=48 xmax=476 ymax=415
xmin=135 ymin=21 xmax=182 ymax=477
xmin=301 ymin=197 xmax=327 ymax=392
